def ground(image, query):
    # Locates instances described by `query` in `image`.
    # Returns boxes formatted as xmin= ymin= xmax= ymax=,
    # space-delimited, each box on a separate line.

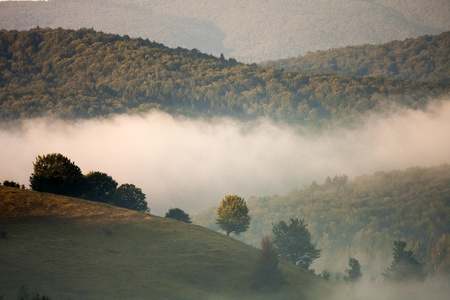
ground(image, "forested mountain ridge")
xmin=193 ymin=164 xmax=450 ymax=278
xmin=263 ymin=31 xmax=450 ymax=83
xmin=1 ymin=0 xmax=449 ymax=62
xmin=1 ymin=28 xmax=448 ymax=128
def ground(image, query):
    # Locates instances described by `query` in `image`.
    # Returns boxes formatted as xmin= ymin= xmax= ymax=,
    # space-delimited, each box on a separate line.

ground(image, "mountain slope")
xmin=0 ymin=0 xmax=449 ymax=62
xmin=194 ymin=164 xmax=450 ymax=278
xmin=1 ymin=28 xmax=448 ymax=128
xmin=263 ymin=31 xmax=450 ymax=83
xmin=0 ymin=186 xmax=332 ymax=300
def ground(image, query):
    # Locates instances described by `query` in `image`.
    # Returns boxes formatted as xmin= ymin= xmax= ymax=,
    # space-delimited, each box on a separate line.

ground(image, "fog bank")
xmin=1 ymin=101 xmax=449 ymax=215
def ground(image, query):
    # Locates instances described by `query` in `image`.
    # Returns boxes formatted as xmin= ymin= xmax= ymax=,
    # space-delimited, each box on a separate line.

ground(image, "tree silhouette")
xmin=83 ymin=171 xmax=118 ymax=204
xmin=344 ymin=257 xmax=362 ymax=283
xmin=251 ymin=235 xmax=286 ymax=292
xmin=29 ymin=153 xmax=85 ymax=197
xmin=272 ymin=218 xmax=321 ymax=269
xmin=165 ymin=208 xmax=191 ymax=223
xmin=112 ymin=184 xmax=149 ymax=212
xmin=383 ymin=240 xmax=425 ymax=282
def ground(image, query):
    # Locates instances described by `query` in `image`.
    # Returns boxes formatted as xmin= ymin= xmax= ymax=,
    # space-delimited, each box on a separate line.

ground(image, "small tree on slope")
xmin=216 ymin=195 xmax=250 ymax=236
xmin=251 ymin=235 xmax=287 ymax=292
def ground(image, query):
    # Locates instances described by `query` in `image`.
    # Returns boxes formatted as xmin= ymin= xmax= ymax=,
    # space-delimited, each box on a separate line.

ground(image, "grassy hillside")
xmin=263 ymin=31 xmax=450 ymax=83
xmin=1 ymin=28 xmax=448 ymax=128
xmin=1 ymin=0 xmax=449 ymax=62
xmin=194 ymin=164 xmax=450 ymax=279
xmin=0 ymin=186 xmax=332 ymax=300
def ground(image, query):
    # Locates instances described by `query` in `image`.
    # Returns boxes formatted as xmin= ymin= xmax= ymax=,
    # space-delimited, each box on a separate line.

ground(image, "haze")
xmin=1 ymin=0 xmax=449 ymax=62
xmin=1 ymin=100 xmax=449 ymax=215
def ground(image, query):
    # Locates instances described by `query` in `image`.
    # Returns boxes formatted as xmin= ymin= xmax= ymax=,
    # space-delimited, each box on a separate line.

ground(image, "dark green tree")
xmin=112 ymin=183 xmax=149 ymax=212
xmin=344 ymin=257 xmax=362 ymax=283
xmin=165 ymin=207 xmax=191 ymax=223
xmin=29 ymin=153 xmax=86 ymax=197
xmin=83 ymin=171 xmax=118 ymax=204
xmin=216 ymin=195 xmax=251 ymax=236
xmin=3 ymin=180 xmax=21 ymax=188
xmin=272 ymin=218 xmax=321 ymax=270
xmin=251 ymin=235 xmax=286 ymax=292
xmin=383 ymin=240 xmax=425 ymax=282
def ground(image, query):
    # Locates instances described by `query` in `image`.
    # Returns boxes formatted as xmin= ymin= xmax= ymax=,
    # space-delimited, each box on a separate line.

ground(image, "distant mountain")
xmin=0 ymin=186 xmax=332 ymax=300
xmin=0 ymin=0 xmax=449 ymax=62
xmin=262 ymin=31 xmax=450 ymax=83
xmin=194 ymin=164 xmax=450 ymax=279
xmin=1 ymin=28 xmax=448 ymax=128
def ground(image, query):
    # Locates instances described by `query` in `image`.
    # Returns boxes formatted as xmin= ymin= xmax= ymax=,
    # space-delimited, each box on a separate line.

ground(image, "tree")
xmin=165 ymin=208 xmax=191 ymax=223
xmin=383 ymin=240 xmax=425 ymax=282
xmin=271 ymin=218 xmax=321 ymax=270
xmin=344 ymin=257 xmax=362 ymax=283
xmin=429 ymin=234 xmax=450 ymax=275
xmin=251 ymin=235 xmax=286 ymax=292
xmin=3 ymin=180 xmax=21 ymax=188
xmin=112 ymin=183 xmax=149 ymax=212
xmin=216 ymin=195 xmax=250 ymax=236
xmin=29 ymin=153 xmax=85 ymax=197
xmin=83 ymin=171 xmax=118 ymax=204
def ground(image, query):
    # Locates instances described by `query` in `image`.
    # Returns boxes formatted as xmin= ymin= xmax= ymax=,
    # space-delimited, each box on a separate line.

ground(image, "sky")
xmin=1 ymin=100 xmax=449 ymax=215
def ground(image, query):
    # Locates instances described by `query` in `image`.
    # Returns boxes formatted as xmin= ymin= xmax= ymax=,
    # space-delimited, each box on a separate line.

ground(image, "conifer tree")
xmin=251 ymin=235 xmax=286 ymax=292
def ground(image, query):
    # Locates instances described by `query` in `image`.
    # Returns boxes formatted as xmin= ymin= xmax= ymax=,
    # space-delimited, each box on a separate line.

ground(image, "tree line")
xmin=0 ymin=28 xmax=448 ymax=129
xmin=263 ymin=31 xmax=450 ymax=83
xmin=28 ymin=153 xmax=149 ymax=212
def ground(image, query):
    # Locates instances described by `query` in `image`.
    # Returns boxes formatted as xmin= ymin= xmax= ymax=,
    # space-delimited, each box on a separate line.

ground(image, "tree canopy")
xmin=112 ymin=183 xmax=149 ymax=212
xmin=0 ymin=28 xmax=448 ymax=129
xmin=83 ymin=171 xmax=118 ymax=204
xmin=271 ymin=218 xmax=321 ymax=270
xmin=216 ymin=195 xmax=251 ymax=236
xmin=29 ymin=153 xmax=85 ymax=197
xmin=263 ymin=31 xmax=450 ymax=83
xmin=383 ymin=240 xmax=425 ymax=282
xmin=165 ymin=208 xmax=191 ymax=223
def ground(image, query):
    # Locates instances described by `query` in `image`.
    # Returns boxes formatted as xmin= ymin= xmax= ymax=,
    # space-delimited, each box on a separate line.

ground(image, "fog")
xmin=1 ymin=100 xmax=450 ymax=215
xmin=330 ymin=276 xmax=450 ymax=300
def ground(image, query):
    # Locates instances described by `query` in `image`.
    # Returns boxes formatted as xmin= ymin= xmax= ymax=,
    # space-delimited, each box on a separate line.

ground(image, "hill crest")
xmin=0 ymin=186 xmax=332 ymax=300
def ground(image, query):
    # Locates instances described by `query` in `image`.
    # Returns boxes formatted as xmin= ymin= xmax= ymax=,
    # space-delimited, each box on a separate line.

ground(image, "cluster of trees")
xmin=214 ymin=194 xmax=427 ymax=286
xmin=215 ymin=195 xmax=321 ymax=292
xmin=29 ymin=153 xmax=149 ymax=212
xmin=263 ymin=31 xmax=450 ymax=83
xmin=1 ymin=28 xmax=448 ymax=128
xmin=1 ymin=180 xmax=25 ymax=189
xmin=195 ymin=164 xmax=450 ymax=280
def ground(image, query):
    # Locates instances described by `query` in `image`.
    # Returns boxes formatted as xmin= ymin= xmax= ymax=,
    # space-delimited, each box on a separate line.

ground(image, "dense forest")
xmin=193 ymin=164 xmax=450 ymax=279
xmin=1 ymin=27 xmax=449 ymax=128
xmin=263 ymin=31 xmax=450 ymax=83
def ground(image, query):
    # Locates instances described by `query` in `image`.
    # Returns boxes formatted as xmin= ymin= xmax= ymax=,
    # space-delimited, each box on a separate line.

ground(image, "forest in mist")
xmin=1 ymin=28 xmax=449 ymax=128
xmin=263 ymin=31 xmax=450 ymax=83
xmin=194 ymin=164 xmax=450 ymax=280
xmin=1 ymin=9 xmax=450 ymax=297
xmin=1 ymin=99 xmax=449 ymax=215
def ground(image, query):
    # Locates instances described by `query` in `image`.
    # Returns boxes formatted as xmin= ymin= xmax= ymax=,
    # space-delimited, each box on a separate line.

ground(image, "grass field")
xmin=0 ymin=186 xmax=333 ymax=300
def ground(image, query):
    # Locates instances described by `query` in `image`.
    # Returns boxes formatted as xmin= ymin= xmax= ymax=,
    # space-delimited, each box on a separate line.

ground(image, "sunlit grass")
xmin=0 ymin=186 xmax=332 ymax=300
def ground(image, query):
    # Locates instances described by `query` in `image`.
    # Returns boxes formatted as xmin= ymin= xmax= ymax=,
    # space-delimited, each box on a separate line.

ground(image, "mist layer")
xmin=1 ymin=101 xmax=449 ymax=215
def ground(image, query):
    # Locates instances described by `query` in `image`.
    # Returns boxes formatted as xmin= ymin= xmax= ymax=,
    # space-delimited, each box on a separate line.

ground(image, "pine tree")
xmin=251 ymin=235 xmax=286 ymax=292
